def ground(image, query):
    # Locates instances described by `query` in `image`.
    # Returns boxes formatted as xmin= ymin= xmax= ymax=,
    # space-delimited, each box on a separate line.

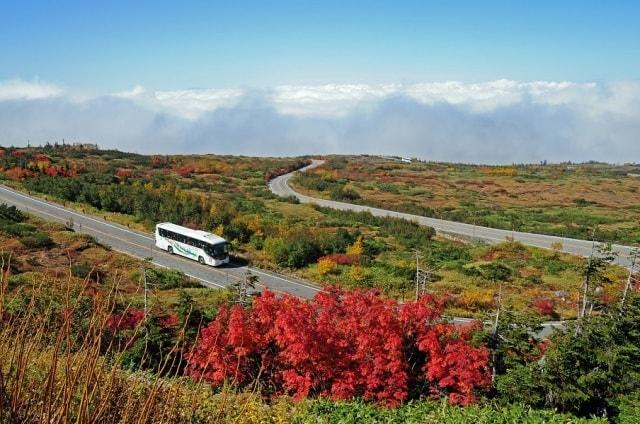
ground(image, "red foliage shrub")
xmin=43 ymin=165 xmax=76 ymax=177
xmin=533 ymin=298 xmax=555 ymax=316
xmin=45 ymin=166 xmax=61 ymax=176
xmin=11 ymin=150 xmax=24 ymax=157
xmin=318 ymin=253 xmax=360 ymax=266
xmin=150 ymin=155 xmax=168 ymax=167
xmin=176 ymin=165 xmax=195 ymax=178
xmin=186 ymin=289 xmax=490 ymax=406
xmin=158 ymin=313 xmax=179 ymax=328
xmin=115 ymin=167 xmax=133 ymax=179
xmin=107 ymin=308 xmax=145 ymax=331
xmin=264 ymin=159 xmax=312 ymax=182
xmin=4 ymin=167 xmax=32 ymax=180
xmin=538 ymin=339 xmax=550 ymax=355
xmin=33 ymin=153 xmax=50 ymax=162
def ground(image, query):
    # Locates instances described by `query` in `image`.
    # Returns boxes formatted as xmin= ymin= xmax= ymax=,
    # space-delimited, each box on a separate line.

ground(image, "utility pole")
xmin=620 ymin=249 xmax=640 ymax=314
xmin=143 ymin=266 xmax=148 ymax=319
xmin=490 ymin=282 xmax=503 ymax=384
xmin=141 ymin=257 xmax=153 ymax=320
xmin=232 ymin=268 xmax=258 ymax=306
xmin=579 ymin=228 xmax=598 ymax=321
xmin=415 ymin=250 xmax=420 ymax=300
xmin=414 ymin=250 xmax=431 ymax=300
xmin=493 ymin=282 xmax=503 ymax=335
xmin=471 ymin=207 xmax=476 ymax=239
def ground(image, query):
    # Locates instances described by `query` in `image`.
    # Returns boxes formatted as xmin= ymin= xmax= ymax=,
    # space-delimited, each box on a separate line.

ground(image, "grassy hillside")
xmin=290 ymin=156 xmax=640 ymax=245
xmin=0 ymin=145 xmax=633 ymax=319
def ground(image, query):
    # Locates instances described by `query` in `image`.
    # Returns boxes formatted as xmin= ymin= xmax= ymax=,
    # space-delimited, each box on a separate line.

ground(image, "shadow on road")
xmin=224 ymin=256 xmax=249 ymax=268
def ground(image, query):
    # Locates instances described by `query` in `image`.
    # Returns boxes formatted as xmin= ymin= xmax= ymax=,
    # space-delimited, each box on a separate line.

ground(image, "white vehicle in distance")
xmin=155 ymin=222 xmax=230 ymax=266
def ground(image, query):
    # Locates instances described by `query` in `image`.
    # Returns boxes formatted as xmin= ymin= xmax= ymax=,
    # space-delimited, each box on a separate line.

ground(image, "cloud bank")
xmin=0 ymin=78 xmax=639 ymax=163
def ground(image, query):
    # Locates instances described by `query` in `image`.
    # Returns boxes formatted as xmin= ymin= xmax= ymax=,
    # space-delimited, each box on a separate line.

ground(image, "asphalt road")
xmin=270 ymin=160 xmax=637 ymax=268
xmin=0 ymin=185 xmax=321 ymax=299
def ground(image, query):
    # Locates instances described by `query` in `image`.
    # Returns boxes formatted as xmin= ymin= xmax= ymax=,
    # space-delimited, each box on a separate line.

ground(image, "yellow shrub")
xmin=346 ymin=236 xmax=363 ymax=256
xmin=317 ymin=258 xmax=337 ymax=276
xmin=350 ymin=266 xmax=366 ymax=282
xmin=459 ymin=288 xmax=495 ymax=311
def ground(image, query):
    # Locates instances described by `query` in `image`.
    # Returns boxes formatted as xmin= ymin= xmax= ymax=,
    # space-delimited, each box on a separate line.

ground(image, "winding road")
xmin=269 ymin=160 xmax=637 ymax=268
xmin=2 ymin=159 xmax=631 ymax=338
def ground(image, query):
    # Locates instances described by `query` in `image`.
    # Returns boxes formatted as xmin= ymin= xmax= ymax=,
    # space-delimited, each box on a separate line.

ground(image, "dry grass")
xmin=0 ymin=261 xmax=295 ymax=423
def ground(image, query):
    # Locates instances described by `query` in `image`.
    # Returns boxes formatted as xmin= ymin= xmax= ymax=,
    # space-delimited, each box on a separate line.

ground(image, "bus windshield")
xmin=205 ymin=242 xmax=229 ymax=258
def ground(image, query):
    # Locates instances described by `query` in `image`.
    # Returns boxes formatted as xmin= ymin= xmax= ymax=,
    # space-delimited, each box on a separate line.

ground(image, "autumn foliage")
xmin=532 ymin=298 xmax=555 ymax=316
xmin=3 ymin=167 xmax=33 ymax=180
xmin=186 ymin=289 xmax=490 ymax=405
xmin=107 ymin=308 xmax=145 ymax=331
xmin=263 ymin=159 xmax=312 ymax=182
xmin=319 ymin=253 xmax=360 ymax=266
xmin=176 ymin=165 xmax=195 ymax=178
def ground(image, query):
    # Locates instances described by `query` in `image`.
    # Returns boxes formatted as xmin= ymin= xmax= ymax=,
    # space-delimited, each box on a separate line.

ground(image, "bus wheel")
xmin=167 ymin=246 xmax=173 ymax=254
xmin=198 ymin=256 xmax=205 ymax=265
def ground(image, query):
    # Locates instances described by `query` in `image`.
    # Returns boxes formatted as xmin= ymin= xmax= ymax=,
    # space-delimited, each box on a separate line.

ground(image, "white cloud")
xmin=121 ymin=80 xmax=618 ymax=119
xmin=0 ymin=78 xmax=639 ymax=163
xmin=113 ymin=85 xmax=146 ymax=99
xmin=99 ymin=80 xmax=638 ymax=120
xmin=272 ymin=84 xmax=399 ymax=116
xmin=153 ymin=88 xmax=244 ymax=120
xmin=0 ymin=78 xmax=63 ymax=101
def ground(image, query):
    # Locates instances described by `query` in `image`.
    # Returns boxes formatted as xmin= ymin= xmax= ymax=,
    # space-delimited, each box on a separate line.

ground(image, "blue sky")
xmin=1 ymin=0 xmax=638 ymax=91
xmin=1 ymin=1 xmax=639 ymax=162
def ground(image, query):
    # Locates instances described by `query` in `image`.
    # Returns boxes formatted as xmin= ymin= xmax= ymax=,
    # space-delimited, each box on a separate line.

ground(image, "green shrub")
xmin=293 ymin=399 xmax=606 ymax=424
xmin=0 ymin=222 xmax=37 ymax=237
xmin=7 ymin=272 xmax=44 ymax=289
xmin=330 ymin=186 xmax=361 ymax=201
xmin=316 ymin=228 xmax=357 ymax=255
xmin=496 ymin=295 xmax=640 ymax=418
xmin=284 ymin=240 xmax=319 ymax=268
xmin=71 ymin=261 xmax=93 ymax=279
xmin=0 ymin=203 xmax=25 ymax=223
xmin=144 ymin=267 xmax=199 ymax=290
xmin=264 ymin=236 xmax=320 ymax=269
xmin=616 ymin=391 xmax=640 ymax=424
xmin=249 ymin=234 xmax=264 ymax=250
xmin=19 ymin=232 xmax=55 ymax=249
xmin=479 ymin=262 xmax=514 ymax=282
xmin=223 ymin=221 xmax=253 ymax=243
xmin=379 ymin=218 xmax=435 ymax=248
xmin=280 ymin=195 xmax=300 ymax=204
xmin=377 ymin=182 xmax=401 ymax=193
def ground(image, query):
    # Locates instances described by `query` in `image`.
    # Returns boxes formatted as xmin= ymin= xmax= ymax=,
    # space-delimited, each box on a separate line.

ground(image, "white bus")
xmin=155 ymin=222 xmax=230 ymax=266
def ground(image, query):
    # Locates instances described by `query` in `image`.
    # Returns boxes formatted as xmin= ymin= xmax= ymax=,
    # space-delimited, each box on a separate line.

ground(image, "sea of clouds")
xmin=0 ymin=78 xmax=638 ymax=163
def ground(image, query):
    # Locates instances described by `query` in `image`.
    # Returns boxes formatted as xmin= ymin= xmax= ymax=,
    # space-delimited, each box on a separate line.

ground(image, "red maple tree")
xmin=185 ymin=288 xmax=490 ymax=405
